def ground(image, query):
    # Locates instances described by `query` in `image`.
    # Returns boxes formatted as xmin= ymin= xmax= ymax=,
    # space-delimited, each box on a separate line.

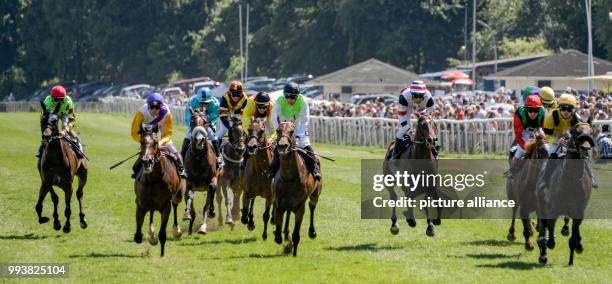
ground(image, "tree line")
xmin=1 ymin=0 xmax=610 ymax=99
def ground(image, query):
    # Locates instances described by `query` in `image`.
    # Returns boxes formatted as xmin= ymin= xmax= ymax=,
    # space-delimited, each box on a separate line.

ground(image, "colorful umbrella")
xmin=452 ymin=78 xmax=474 ymax=85
xmin=441 ymin=70 xmax=470 ymax=80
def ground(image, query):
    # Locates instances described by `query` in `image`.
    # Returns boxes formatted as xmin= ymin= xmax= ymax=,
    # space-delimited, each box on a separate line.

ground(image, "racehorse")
xmin=535 ymin=119 xmax=595 ymax=265
xmin=36 ymin=104 xmax=88 ymax=233
xmin=383 ymin=114 xmax=441 ymax=237
xmin=273 ymin=121 xmax=323 ymax=256
xmin=133 ymin=125 xmax=182 ymax=257
xmin=217 ymin=116 xmax=245 ymax=226
xmin=183 ymin=109 xmax=218 ymax=234
xmin=242 ymin=119 xmax=275 ymax=239
xmin=506 ymin=132 xmax=548 ymax=250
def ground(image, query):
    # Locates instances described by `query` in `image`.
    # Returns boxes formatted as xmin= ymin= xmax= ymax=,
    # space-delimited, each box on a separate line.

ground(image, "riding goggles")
xmin=559 ymin=105 xmax=574 ymax=112
xmin=284 ymin=93 xmax=298 ymax=100
xmin=526 ymin=108 xmax=540 ymax=113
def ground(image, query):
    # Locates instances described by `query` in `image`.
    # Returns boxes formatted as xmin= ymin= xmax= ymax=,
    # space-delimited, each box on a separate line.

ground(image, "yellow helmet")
xmin=559 ymin=93 xmax=577 ymax=107
xmin=539 ymin=87 xmax=555 ymax=105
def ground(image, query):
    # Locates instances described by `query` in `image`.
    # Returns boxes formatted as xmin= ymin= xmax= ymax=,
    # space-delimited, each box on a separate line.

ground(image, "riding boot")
xmin=174 ymin=154 xmax=187 ymax=178
xmin=432 ymin=145 xmax=441 ymax=159
xmin=391 ymin=137 xmax=407 ymax=160
xmin=586 ymin=162 xmax=599 ymax=188
xmin=303 ymin=145 xmax=321 ymax=181
xmin=131 ymin=158 xmax=142 ymax=179
xmin=212 ymin=139 xmax=222 ymax=168
xmin=180 ymin=138 xmax=190 ymax=161
xmin=506 ymin=158 xmax=520 ymax=179
xmin=268 ymin=148 xmax=280 ymax=180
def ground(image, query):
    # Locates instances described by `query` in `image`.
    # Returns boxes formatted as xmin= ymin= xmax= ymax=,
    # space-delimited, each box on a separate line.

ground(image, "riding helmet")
xmin=51 ymin=85 xmax=67 ymax=100
xmin=524 ymin=95 xmax=543 ymax=109
xmin=146 ymin=92 xmax=164 ymax=107
xmin=255 ymin=92 xmax=270 ymax=106
xmin=198 ymin=87 xmax=214 ymax=104
xmin=283 ymin=82 xmax=299 ymax=95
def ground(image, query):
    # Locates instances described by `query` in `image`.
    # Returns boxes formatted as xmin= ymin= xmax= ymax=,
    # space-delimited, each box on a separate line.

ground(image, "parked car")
xmin=120 ymin=84 xmax=153 ymax=99
xmin=191 ymin=81 xmax=218 ymax=96
xmin=352 ymin=94 xmax=397 ymax=105
xmin=162 ymin=87 xmax=185 ymax=98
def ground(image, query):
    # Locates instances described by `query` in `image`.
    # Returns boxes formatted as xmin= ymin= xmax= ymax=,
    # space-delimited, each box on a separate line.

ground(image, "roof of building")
xmin=307 ymin=58 xmax=422 ymax=85
xmin=457 ymin=54 xmax=549 ymax=69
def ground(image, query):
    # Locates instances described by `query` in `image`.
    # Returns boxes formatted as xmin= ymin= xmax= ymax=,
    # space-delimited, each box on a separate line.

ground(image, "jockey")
xmin=538 ymin=86 xmax=558 ymax=112
xmin=36 ymin=85 xmax=85 ymax=159
xmin=269 ymin=82 xmax=321 ymax=180
xmin=506 ymin=95 xmax=545 ymax=178
xmin=181 ymin=87 xmax=223 ymax=167
xmin=241 ymin=91 xmax=276 ymax=170
xmin=392 ymin=80 xmax=435 ymax=159
xmin=537 ymin=93 xmax=598 ymax=189
xmin=217 ymin=80 xmax=248 ymax=141
xmin=130 ymin=92 xmax=186 ymax=178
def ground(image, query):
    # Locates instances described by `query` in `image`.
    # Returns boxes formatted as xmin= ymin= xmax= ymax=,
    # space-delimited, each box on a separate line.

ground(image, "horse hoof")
xmin=241 ymin=216 xmax=248 ymax=225
xmin=172 ymin=226 xmax=182 ymax=239
xmin=262 ymin=232 xmax=267 ymax=240
xmin=182 ymin=211 xmax=192 ymax=221
xmin=308 ymin=228 xmax=317 ymax=239
xmin=62 ymin=225 xmax=71 ymax=234
xmin=80 ymin=219 xmax=88 ymax=229
xmin=390 ymin=225 xmax=400 ymax=235
xmin=283 ymin=242 xmax=293 ymax=254
xmin=149 ymin=236 xmax=158 ymax=246
xmin=507 ymin=233 xmax=516 ymax=242
xmin=134 ymin=233 xmax=143 ymax=243
xmin=426 ymin=226 xmax=435 ymax=237
xmin=208 ymin=211 xmax=216 ymax=218
xmin=407 ymin=219 xmax=416 ymax=228
xmin=433 ymin=219 xmax=442 ymax=226
xmin=539 ymin=255 xmax=548 ymax=264
xmin=561 ymin=226 xmax=570 ymax=236
xmin=525 ymin=240 xmax=534 ymax=251
xmin=547 ymin=238 xmax=556 ymax=249
xmin=274 ymin=233 xmax=282 ymax=244
xmin=39 ymin=217 xmax=50 ymax=224
xmin=247 ymin=222 xmax=255 ymax=231
xmin=53 ymin=221 xmax=61 ymax=231
xmin=576 ymin=243 xmax=584 ymax=254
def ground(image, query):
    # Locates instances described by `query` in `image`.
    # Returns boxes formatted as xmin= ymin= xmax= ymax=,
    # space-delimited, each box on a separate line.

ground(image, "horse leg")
xmin=207 ymin=183 xmax=217 ymax=218
xmin=148 ymin=210 xmax=158 ymax=245
xmin=274 ymin=207 xmax=285 ymax=244
xmin=507 ymin=205 xmax=517 ymax=241
xmin=262 ymin=198 xmax=271 ymax=240
xmin=76 ymin=175 xmax=87 ymax=229
xmin=182 ymin=186 xmax=193 ymax=221
xmin=223 ymin=184 xmax=234 ymax=226
xmin=521 ymin=218 xmax=534 ymax=251
xmin=569 ymin=219 xmax=584 ymax=266
xmin=283 ymin=210 xmax=291 ymax=242
xmin=199 ymin=197 xmax=209 ymax=235
xmin=292 ymin=205 xmax=305 ymax=257
xmin=35 ymin=184 xmax=51 ymax=224
xmin=270 ymin=205 xmax=276 ymax=225
xmin=561 ymin=216 xmax=570 ymax=236
xmin=49 ymin=189 xmax=61 ymax=231
xmin=247 ymin=198 xmax=255 ymax=231
xmin=388 ymin=187 xmax=399 ymax=235
xmin=215 ymin=184 xmax=224 ymax=225
xmin=61 ymin=185 xmax=73 ymax=233
xmin=171 ymin=201 xmax=182 ymax=239
xmin=308 ymin=196 xmax=318 ymax=239
xmin=546 ymin=217 xmax=557 ymax=250
xmin=188 ymin=198 xmax=196 ymax=236
xmin=537 ymin=218 xmax=548 ymax=264
xmin=159 ymin=206 xmax=171 ymax=257
xmin=241 ymin=191 xmax=249 ymax=225
xmin=232 ymin=190 xmax=241 ymax=222
xmin=424 ymin=206 xmax=435 ymax=237
xmin=134 ymin=206 xmax=145 ymax=243
xmin=433 ymin=189 xmax=442 ymax=226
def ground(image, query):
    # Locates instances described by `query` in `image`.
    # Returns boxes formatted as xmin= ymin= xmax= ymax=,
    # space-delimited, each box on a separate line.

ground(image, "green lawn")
xmin=0 ymin=112 xmax=611 ymax=283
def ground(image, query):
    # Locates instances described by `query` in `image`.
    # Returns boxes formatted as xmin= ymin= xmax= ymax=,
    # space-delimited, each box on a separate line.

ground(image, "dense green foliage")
xmin=1 ymin=0 xmax=611 ymax=99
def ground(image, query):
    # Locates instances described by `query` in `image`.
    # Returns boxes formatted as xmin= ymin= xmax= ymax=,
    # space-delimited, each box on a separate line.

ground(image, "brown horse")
xmin=183 ymin=109 xmax=218 ymax=234
xmin=36 ymin=106 xmax=88 ymax=233
xmin=506 ymin=132 xmax=548 ymax=250
xmin=241 ymin=118 xmax=275 ymax=239
xmin=273 ymin=121 xmax=323 ymax=256
xmin=217 ymin=116 xmax=245 ymax=226
xmin=536 ymin=120 xmax=595 ymax=265
xmin=383 ymin=114 xmax=441 ymax=236
xmin=133 ymin=125 xmax=182 ymax=257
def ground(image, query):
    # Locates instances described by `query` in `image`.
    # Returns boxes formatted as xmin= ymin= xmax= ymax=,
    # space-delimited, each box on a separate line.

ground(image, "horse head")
xmin=524 ymin=130 xmax=548 ymax=159
xmin=276 ymin=121 xmax=295 ymax=156
xmin=40 ymin=106 xmax=59 ymax=138
xmin=139 ymin=125 xmax=160 ymax=174
xmin=247 ymin=119 xmax=266 ymax=155
xmin=569 ymin=118 xmax=595 ymax=159
xmin=415 ymin=114 xmax=438 ymax=149
xmin=192 ymin=126 xmax=209 ymax=151
xmin=190 ymin=108 xmax=209 ymax=129
xmin=228 ymin=116 xmax=245 ymax=154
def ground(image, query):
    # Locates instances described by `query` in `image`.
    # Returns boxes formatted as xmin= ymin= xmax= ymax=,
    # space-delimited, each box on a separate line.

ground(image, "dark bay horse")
xmin=383 ymin=114 xmax=441 ymax=236
xmin=133 ymin=126 xmax=182 ymax=256
xmin=217 ymin=116 xmax=245 ymax=226
xmin=273 ymin=121 xmax=323 ymax=256
xmin=183 ymin=109 xmax=218 ymax=234
xmin=506 ymin=133 xmax=548 ymax=250
xmin=242 ymin=119 xmax=275 ymax=239
xmin=536 ymin=120 xmax=595 ymax=265
xmin=36 ymin=105 xmax=88 ymax=233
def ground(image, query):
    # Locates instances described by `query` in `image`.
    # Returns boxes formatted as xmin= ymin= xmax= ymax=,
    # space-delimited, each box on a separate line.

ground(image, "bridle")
xmin=413 ymin=115 xmax=438 ymax=150
xmin=223 ymin=118 xmax=245 ymax=164
xmin=140 ymin=129 xmax=161 ymax=172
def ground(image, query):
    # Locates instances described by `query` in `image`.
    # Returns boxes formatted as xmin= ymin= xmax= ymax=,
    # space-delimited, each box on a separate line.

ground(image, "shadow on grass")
xmin=210 ymin=253 xmax=288 ymax=260
xmin=69 ymin=252 xmax=141 ymax=258
xmin=325 ymin=242 xmax=403 ymax=252
xmin=476 ymin=261 xmax=545 ymax=270
xmin=0 ymin=233 xmax=48 ymax=240
xmin=466 ymin=253 xmax=521 ymax=260
xmin=462 ymin=239 xmax=520 ymax=247
xmin=176 ymin=237 xmax=258 ymax=246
